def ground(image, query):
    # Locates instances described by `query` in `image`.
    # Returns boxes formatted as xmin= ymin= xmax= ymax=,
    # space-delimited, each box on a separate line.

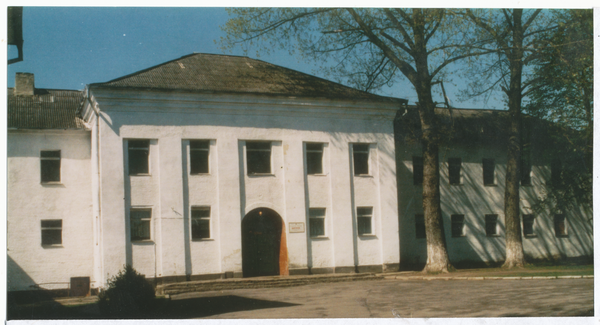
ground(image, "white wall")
xmin=7 ymin=130 xmax=94 ymax=291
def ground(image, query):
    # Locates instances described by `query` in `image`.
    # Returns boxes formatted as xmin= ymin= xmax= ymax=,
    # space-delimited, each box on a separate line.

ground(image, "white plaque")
xmin=289 ymin=222 xmax=305 ymax=233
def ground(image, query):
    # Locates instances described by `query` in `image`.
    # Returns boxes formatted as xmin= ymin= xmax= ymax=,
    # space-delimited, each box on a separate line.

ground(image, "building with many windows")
xmin=7 ymin=53 xmax=593 ymax=296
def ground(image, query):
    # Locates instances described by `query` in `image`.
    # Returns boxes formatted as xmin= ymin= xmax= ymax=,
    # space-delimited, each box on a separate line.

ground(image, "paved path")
xmin=170 ymin=278 xmax=594 ymax=318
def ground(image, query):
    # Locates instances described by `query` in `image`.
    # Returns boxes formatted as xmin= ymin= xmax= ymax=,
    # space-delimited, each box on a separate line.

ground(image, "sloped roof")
xmin=90 ymin=53 xmax=406 ymax=103
xmin=7 ymin=88 xmax=86 ymax=130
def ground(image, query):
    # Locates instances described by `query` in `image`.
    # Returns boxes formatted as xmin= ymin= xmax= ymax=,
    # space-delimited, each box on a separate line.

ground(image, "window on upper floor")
xmin=190 ymin=140 xmax=210 ymax=174
xmin=413 ymin=156 xmax=423 ymax=186
xmin=451 ymin=214 xmax=465 ymax=237
xmin=483 ymin=158 xmax=495 ymax=186
xmin=128 ymin=140 xmax=150 ymax=175
xmin=554 ymin=214 xmax=567 ymax=237
xmin=41 ymin=219 xmax=62 ymax=246
xmin=40 ymin=150 xmax=61 ymax=183
xmin=130 ymin=208 xmax=152 ymax=241
xmin=306 ymin=143 xmax=324 ymax=175
xmin=357 ymin=207 xmax=373 ymax=236
xmin=308 ymin=208 xmax=326 ymax=237
xmin=191 ymin=206 xmax=211 ymax=240
xmin=523 ymin=214 xmax=536 ymax=237
xmin=520 ymin=158 xmax=532 ymax=186
xmin=485 ymin=214 xmax=499 ymax=237
xmin=415 ymin=214 xmax=425 ymax=239
xmin=551 ymin=159 xmax=562 ymax=185
xmin=448 ymin=158 xmax=462 ymax=185
xmin=246 ymin=141 xmax=271 ymax=175
xmin=353 ymin=144 xmax=370 ymax=176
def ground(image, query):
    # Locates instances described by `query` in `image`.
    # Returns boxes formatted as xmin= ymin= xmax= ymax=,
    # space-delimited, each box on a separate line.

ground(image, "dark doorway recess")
xmin=242 ymin=208 xmax=288 ymax=277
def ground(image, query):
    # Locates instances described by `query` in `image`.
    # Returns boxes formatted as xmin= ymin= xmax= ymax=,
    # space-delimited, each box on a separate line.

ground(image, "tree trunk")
xmin=502 ymin=10 xmax=526 ymax=269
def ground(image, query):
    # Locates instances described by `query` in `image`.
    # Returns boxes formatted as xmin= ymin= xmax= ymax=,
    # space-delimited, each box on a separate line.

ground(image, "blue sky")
xmin=5 ymin=6 xmax=575 ymax=110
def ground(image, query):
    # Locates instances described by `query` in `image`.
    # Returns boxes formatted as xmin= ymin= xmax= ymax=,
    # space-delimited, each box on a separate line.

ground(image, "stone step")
xmin=158 ymin=273 xmax=382 ymax=295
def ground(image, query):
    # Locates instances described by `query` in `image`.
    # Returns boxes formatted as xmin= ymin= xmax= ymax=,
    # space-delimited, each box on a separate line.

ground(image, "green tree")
xmin=464 ymin=9 xmax=557 ymax=268
xmin=222 ymin=8 xmax=493 ymax=272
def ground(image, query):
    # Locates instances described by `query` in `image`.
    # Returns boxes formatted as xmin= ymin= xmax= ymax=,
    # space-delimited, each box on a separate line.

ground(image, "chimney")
xmin=14 ymin=73 xmax=34 ymax=96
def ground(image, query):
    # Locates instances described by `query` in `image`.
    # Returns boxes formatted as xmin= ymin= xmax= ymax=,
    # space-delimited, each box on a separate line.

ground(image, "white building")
xmin=7 ymin=53 xmax=593 ymax=296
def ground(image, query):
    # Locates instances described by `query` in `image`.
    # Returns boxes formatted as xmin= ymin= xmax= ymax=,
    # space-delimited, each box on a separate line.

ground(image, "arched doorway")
xmin=242 ymin=208 xmax=288 ymax=277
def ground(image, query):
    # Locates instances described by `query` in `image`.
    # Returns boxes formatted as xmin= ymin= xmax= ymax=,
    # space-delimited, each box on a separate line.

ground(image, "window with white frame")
xmin=190 ymin=140 xmax=210 ymax=174
xmin=41 ymin=219 xmax=62 ymax=246
xmin=41 ymin=150 xmax=61 ymax=183
xmin=485 ymin=214 xmax=499 ymax=236
xmin=451 ymin=214 xmax=465 ymax=237
xmin=353 ymin=144 xmax=370 ymax=176
xmin=246 ymin=141 xmax=271 ymax=174
xmin=357 ymin=207 xmax=373 ymax=236
xmin=554 ymin=214 xmax=567 ymax=237
xmin=309 ymin=208 xmax=326 ymax=237
xmin=191 ymin=207 xmax=211 ymax=240
xmin=523 ymin=214 xmax=536 ymax=237
xmin=130 ymin=208 xmax=152 ymax=241
xmin=306 ymin=143 xmax=324 ymax=175
xmin=128 ymin=140 xmax=150 ymax=175
xmin=448 ymin=158 xmax=462 ymax=185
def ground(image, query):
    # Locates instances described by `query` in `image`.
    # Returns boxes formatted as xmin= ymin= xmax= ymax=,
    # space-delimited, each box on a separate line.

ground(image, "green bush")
xmin=98 ymin=265 xmax=155 ymax=318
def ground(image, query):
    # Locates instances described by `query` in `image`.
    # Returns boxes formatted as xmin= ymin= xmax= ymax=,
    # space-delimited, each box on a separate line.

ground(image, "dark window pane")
xmin=306 ymin=143 xmax=322 ymax=151
xmin=357 ymin=216 xmax=372 ymax=235
xmin=413 ymin=156 xmax=423 ymax=185
xmin=130 ymin=209 xmax=151 ymax=241
xmin=192 ymin=207 xmax=210 ymax=219
xmin=41 ymin=220 xmax=62 ymax=228
xmin=357 ymin=207 xmax=372 ymax=216
xmin=192 ymin=219 xmax=210 ymax=239
xmin=190 ymin=140 xmax=209 ymax=150
xmin=41 ymin=151 xmax=60 ymax=158
xmin=246 ymin=142 xmax=271 ymax=150
xmin=247 ymin=142 xmax=271 ymax=174
xmin=523 ymin=215 xmax=535 ymax=236
xmin=306 ymin=143 xmax=323 ymax=175
xmin=520 ymin=159 xmax=531 ymax=186
xmin=309 ymin=218 xmax=325 ymax=237
xmin=483 ymin=158 xmax=495 ymax=185
xmin=415 ymin=214 xmax=425 ymax=239
xmin=353 ymin=144 xmax=369 ymax=175
xmin=190 ymin=150 xmax=209 ymax=174
xmin=485 ymin=214 xmax=498 ymax=236
xmin=128 ymin=141 xmax=149 ymax=175
xmin=42 ymin=229 xmax=62 ymax=245
xmin=41 ymin=151 xmax=61 ymax=183
xmin=128 ymin=140 xmax=149 ymax=149
xmin=448 ymin=158 xmax=461 ymax=185
xmin=554 ymin=215 xmax=566 ymax=236
xmin=551 ymin=159 xmax=562 ymax=185
xmin=451 ymin=214 xmax=464 ymax=237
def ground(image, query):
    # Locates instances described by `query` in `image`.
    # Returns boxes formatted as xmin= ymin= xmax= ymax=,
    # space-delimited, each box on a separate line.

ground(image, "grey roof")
xmin=7 ymin=88 xmax=86 ymax=130
xmin=91 ymin=53 xmax=406 ymax=104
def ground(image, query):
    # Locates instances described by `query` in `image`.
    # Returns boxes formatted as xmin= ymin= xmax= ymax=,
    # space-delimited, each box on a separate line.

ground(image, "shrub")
xmin=98 ymin=265 xmax=155 ymax=318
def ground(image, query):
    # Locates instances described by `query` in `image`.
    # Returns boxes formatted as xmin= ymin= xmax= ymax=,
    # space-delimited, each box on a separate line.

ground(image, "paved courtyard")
xmin=170 ymin=278 xmax=594 ymax=318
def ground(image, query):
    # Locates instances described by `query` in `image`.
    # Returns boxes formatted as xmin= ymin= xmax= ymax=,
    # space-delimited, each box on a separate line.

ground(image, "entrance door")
xmin=242 ymin=208 xmax=287 ymax=277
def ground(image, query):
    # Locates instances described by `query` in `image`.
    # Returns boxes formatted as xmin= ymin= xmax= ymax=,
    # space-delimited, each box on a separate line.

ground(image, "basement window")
xmin=554 ymin=214 xmax=567 ymax=237
xmin=309 ymin=208 xmax=326 ymax=237
xmin=448 ymin=158 xmax=462 ymax=185
xmin=190 ymin=140 xmax=210 ymax=174
xmin=246 ymin=141 xmax=271 ymax=175
xmin=353 ymin=144 xmax=370 ymax=176
xmin=485 ymin=214 xmax=499 ymax=237
xmin=191 ymin=207 xmax=211 ymax=240
xmin=128 ymin=140 xmax=150 ymax=175
xmin=451 ymin=214 xmax=465 ymax=237
xmin=415 ymin=214 xmax=425 ymax=239
xmin=40 ymin=150 xmax=61 ymax=183
xmin=41 ymin=220 xmax=62 ymax=246
xmin=306 ymin=143 xmax=324 ymax=175
xmin=413 ymin=156 xmax=423 ymax=185
xmin=483 ymin=158 xmax=495 ymax=186
xmin=357 ymin=207 xmax=373 ymax=236
xmin=130 ymin=208 xmax=152 ymax=241
xmin=523 ymin=214 xmax=536 ymax=237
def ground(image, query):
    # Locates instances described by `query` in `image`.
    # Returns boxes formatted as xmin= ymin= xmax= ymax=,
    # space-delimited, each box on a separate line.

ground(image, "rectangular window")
xmin=41 ymin=220 xmax=62 ymax=246
xmin=357 ymin=207 xmax=373 ymax=236
xmin=308 ymin=208 xmax=326 ymax=237
xmin=451 ymin=214 xmax=465 ymax=237
xmin=485 ymin=214 xmax=499 ymax=236
xmin=483 ymin=158 xmax=495 ymax=186
xmin=554 ymin=214 xmax=567 ymax=237
xmin=523 ymin=214 xmax=535 ymax=237
xmin=191 ymin=207 xmax=211 ymax=240
xmin=41 ymin=150 xmax=61 ymax=183
xmin=353 ymin=144 xmax=370 ymax=176
xmin=130 ymin=208 xmax=151 ymax=241
xmin=128 ymin=140 xmax=150 ymax=175
xmin=246 ymin=141 xmax=271 ymax=174
xmin=520 ymin=158 xmax=532 ymax=186
xmin=306 ymin=143 xmax=324 ymax=175
xmin=413 ymin=156 xmax=423 ymax=185
xmin=190 ymin=140 xmax=210 ymax=174
xmin=551 ymin=159 xmax=562 ymax=185
xmin=415 ymin=214 xmax=425 ymax=239
xmin=448 ymin=158 xmax=462 ymax=185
